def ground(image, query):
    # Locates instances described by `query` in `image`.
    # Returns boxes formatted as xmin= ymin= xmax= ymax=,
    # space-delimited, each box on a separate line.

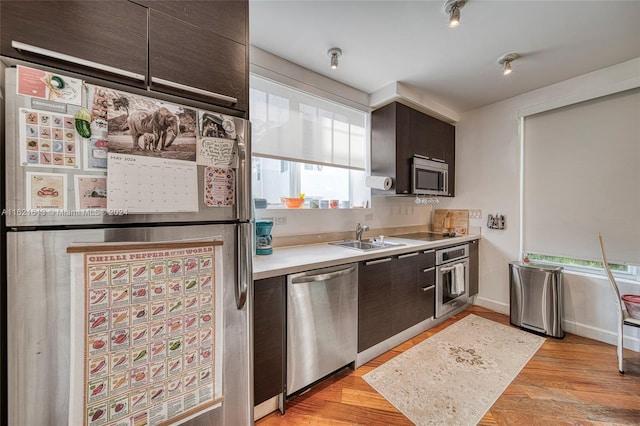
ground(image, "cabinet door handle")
xmin=422 ymin=267 xmax=435 ymax=273
xmin=365 ymin=258 xmax=392 ymax=265
xmin=423 ymin=249 xmax=435 ymax=254
xmin=431 ymin=157 xmax=445 ymax=163
xmin=11 ymin=41 xmax=146 ymax=81
xmin=421 ymin=285 xmax=435 ymax=292
xmin=151 ymin=77 xmax=237 ymax=104
xmin=398 ymin=252 xmax=419 ymax=259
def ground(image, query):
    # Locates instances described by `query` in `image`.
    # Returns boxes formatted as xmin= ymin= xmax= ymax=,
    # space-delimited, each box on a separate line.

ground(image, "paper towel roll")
xmin=365 ymin=176 xmax=392 ymax=190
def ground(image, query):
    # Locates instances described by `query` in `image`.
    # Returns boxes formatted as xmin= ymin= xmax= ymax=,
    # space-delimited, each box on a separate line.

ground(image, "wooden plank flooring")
xmin=257 ymin=306 xmax=640 ymax=425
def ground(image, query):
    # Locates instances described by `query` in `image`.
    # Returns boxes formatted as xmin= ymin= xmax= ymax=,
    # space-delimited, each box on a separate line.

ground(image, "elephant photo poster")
xmin=103 ymin=88 xmax=197 ymax=162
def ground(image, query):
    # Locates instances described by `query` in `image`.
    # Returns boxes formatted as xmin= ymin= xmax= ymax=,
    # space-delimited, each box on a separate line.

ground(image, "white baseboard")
xmin=474 ymin=297 xmax=639 ymax=353
xmin=254 ymin=396 xmax=279 ymax=421
xmin=562 ymin=319 xmax=640 ymax=352
xmin=474 ymin=296 xmax=509 ymax=315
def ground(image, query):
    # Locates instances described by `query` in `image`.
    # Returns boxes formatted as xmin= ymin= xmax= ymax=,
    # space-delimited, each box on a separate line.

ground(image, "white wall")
xmin=437 ymin=57 xmax=640 ymax=350
xmin=258 ymin=195 xmax=434 ymax=238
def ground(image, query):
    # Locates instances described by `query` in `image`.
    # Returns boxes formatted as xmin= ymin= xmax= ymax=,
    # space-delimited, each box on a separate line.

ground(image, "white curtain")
xmin=523 ymin=88 xmax=640 ymax=265
xmin=250 ymin=75 xmax=366 ymax=170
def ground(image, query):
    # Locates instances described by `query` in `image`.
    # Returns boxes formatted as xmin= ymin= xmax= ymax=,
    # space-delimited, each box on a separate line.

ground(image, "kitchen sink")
xmin=329 ymin=239 xmax=404 ymax=251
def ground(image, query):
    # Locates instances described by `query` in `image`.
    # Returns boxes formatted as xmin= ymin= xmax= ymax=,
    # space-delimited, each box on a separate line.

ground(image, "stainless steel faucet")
xmin=355 ymin=223 xmax=370 ymax=241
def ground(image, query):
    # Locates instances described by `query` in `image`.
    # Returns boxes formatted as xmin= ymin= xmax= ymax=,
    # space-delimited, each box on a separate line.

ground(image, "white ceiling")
xmin=249 ymin=0 xmax=640 ymax=112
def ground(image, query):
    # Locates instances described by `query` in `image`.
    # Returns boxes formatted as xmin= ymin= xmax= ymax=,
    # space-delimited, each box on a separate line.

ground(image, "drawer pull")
xmin=365 ymin=258 xmax=392 ymax=265
xmin=151 ymin=77 xmax=237 ymax=104
xmin=398 ymin=252 xmax=419 ymax=259
xmin=422 ymin=267 xmax=435 ymax=273
xmin=423 ymin=249 xmax=435 ymax=254
xmin=421 ymin=285 xmax=435 ymax=292
xmin=12 ymin=41 xmax=146 ymax=81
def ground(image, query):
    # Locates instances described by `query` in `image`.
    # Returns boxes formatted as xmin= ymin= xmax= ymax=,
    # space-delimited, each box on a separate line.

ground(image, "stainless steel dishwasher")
xmin=287 ymin=263 xmax=358 ymax=396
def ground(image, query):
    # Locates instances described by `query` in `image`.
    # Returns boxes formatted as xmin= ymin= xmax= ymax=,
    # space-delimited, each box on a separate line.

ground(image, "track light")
xmin=497 ymin=53 xmax=519 ymax=76
xmin=444 ymin=0 xmax=467 ymax=28
xmin=327 ymin=48 xmax=342 ymax=70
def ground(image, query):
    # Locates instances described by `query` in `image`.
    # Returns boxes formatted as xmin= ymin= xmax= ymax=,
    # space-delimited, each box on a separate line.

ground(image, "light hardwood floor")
xmin=257 ymin=306 xmax=640 ymax=425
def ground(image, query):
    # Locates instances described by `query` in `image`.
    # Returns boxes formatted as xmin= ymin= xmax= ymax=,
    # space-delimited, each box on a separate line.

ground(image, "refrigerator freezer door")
xmin=6 ymin=224 xmax=251 ymax=425
xmin=3 ymin=66 xmax=250 ymax=227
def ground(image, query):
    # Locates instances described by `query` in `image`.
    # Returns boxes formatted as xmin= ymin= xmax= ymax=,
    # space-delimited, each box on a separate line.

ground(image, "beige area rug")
xmin=363 ymin=314 xmax=545 ymax=425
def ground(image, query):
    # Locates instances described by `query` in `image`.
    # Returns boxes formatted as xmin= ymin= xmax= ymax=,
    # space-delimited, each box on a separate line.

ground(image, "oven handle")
xmin=439 ymin=264 xmax=458 ymax=272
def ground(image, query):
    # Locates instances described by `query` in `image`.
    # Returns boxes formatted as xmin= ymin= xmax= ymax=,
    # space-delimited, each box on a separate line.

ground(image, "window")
xmin=250 ymin=75 xmax=369 ymax=208
xmin=524 ymin=253 xmax=638 ymax=281
xmin=522 ymin=89 xmax=640 ymax=271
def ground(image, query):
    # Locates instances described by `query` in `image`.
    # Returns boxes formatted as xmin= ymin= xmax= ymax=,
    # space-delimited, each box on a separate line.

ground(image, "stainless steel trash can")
xmin=509 ymin=261 xmax=564 ymax=338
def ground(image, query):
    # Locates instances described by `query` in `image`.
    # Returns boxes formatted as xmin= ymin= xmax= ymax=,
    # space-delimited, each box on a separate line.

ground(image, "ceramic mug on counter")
xmin=320 ymin=200 xmax=329 ymax=209
xmin=339 ymin=201 xmax=350 ymax=208
xmin=329 ymin=200 xmax=338 ymax=208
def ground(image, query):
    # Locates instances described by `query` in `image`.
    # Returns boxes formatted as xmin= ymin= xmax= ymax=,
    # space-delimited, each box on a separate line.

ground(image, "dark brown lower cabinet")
xmin=358 ymin=250 xmax=437 ymax=353
xmin=253 ymin=276 xmax=285 ymax=405
xmin=469 ymin=239 xmax=479 ymax=296
xmin=358 ymin=257 xmax=395 ymax=352
xmin=391 ymin=252 xmax=420 ymax=334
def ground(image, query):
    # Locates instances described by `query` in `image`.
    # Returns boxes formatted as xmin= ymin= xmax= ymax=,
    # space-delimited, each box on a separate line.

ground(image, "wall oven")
xmin=411 ymin=156 xmax=448 ymax=196
xmin=435 ymin=244 xmax=469 ymax=318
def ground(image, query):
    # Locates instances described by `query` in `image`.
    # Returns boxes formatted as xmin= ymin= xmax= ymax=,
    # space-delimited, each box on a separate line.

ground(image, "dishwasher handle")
xmin=291 ymin=266 xmax=356 ymax=284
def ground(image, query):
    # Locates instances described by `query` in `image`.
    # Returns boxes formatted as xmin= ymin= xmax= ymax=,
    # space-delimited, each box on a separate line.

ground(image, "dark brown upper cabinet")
xmin=148 ymin=8 xmax=247 ymax=113
xmin=371 ymin=102 xmax=455 ymax=196
xmin=1 ymin=0 xmax=248 ymax=114
xmin=0 ymin=1 xmax=148 ymax=88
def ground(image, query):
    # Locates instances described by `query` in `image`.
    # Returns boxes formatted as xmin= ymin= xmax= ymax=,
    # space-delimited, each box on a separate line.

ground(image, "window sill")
xmin=562 ymin=268 xmax=640 ymax=285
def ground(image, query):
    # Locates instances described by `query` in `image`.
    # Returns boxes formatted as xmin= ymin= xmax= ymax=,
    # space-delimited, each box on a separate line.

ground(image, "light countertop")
xmin=253 ymin=234 xmax=480 ymax=280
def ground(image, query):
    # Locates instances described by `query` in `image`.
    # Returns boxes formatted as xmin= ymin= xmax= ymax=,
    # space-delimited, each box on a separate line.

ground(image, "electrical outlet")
xmin=469 ymin=209 xmax=482 ymax=219
xmin=365 ymin=213 xmax=373 ymax=221
xmin=275 ymin=216 xmax=287 ymax=225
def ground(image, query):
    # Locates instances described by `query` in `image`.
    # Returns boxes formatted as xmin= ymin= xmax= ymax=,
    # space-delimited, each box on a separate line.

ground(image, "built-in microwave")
xmin=411 ymin=156 xmax=448 ymax=196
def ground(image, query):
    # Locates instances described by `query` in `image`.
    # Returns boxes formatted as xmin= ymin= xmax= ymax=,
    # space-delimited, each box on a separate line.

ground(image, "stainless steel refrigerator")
xmin=0 ymin=60 xmax=253 ymax=425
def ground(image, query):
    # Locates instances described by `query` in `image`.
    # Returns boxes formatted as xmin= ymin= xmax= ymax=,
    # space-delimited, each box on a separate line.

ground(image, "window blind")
xmin=523 ymin=88 xmax=640 ymax=265
xmin=249 ymin=75 xmax=366 ymax=170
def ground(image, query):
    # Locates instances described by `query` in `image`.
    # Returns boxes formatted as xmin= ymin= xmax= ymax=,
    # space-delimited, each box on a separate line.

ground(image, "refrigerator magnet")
xmin=17 ymin=65 xmax=83 ymax=106
xmin=75 ymin=175 xmax=107 ymax=210
xmin=204 ymin=166 xmax=235 ymax=207
xmin=19 ymin=108 xmax=79 ymax=169
xmin=196 ymin=137 xmax=236 ymax=167
xmin=26 ymin=171 xmax=67 ymax=210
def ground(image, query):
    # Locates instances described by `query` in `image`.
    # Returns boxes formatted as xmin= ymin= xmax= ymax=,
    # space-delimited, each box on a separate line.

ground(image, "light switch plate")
xmin=469 ymin=209 xmax=482 ymax=219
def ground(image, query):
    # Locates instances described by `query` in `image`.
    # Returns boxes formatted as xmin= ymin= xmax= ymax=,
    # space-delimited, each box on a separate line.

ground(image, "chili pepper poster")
xmin=68 ymin=240 xmax=224 ymax=426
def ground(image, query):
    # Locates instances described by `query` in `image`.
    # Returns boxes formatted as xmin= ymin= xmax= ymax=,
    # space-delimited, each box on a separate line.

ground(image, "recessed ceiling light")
xmin=327 ymin=47 xmax=342 ymax=70
xmin=497 ymin=53 xmax=519 ymax=76
xmin=444 ymin=0 xmax=468 ymax=28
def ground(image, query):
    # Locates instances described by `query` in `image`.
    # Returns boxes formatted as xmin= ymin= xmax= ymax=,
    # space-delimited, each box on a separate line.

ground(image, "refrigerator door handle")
xmin=236 ymin=123 xmax=252 ymax=222
xmin=11 ymin=41 xmax=146 ymax=81
xmin=237 ymin=223 xmax=252 ymax=310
